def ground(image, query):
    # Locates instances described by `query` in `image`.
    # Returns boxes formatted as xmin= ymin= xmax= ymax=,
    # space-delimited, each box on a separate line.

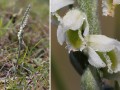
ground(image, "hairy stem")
xmin=77 ymin=0 xmax=102 ymax=89
xmin=77 ymin=0 xmax=100 ymax=34
xmin=80 ymin=66 xmax=102 ymax=90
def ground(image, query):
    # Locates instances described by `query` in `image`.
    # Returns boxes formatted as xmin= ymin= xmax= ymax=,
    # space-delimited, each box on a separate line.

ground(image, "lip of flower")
xmin=51 ymin=0 xmax=74 ymax=13
xmin=57 ymin=9 xmax=89 ymax=47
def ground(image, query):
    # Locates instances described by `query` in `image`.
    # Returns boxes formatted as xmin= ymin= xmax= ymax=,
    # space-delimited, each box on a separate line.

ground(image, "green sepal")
xmin=66 ymin=30 xmax=82 ymax=49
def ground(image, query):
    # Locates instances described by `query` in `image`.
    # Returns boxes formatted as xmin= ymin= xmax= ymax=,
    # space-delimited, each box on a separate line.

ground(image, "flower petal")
xmin=66 ymin=30 xmax=82 ymax=49
xmin=86 ymin=47 xmax=106 ymax=68
xmin=51 ymin=0 xmax=74 ymax=12
xmin=111 ymin=48 xmax=120 ymax=73
xmin=83 ymin=18 xmax=89 ymax=37
xmin=87 ymin=35 xmax=115 ymax=52
xmin=63 ymin=9 xmax=87 ymax=30
xmin=57 ymin=24 xmax=66 ymax=45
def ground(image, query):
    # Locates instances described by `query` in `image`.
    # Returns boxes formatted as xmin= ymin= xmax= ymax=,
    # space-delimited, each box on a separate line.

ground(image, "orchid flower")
xmin=102 ymin=0 xmax=115 ymax=16
xmin=57 ymin=8 xmax=120 ymax=74
xmin=57 ymin=9 xmax=89 ymax=48
xmin=84 ymin=35 xmax=120 ymax=73
xmin=51 ymin=0 xmax=74 ymax=13
xmin=102 ymin=0 xmax=120 ymax=17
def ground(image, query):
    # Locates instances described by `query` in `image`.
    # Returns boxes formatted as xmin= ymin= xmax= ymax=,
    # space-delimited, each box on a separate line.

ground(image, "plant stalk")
xmin=77 ymin=0 xmax=102 ymax=89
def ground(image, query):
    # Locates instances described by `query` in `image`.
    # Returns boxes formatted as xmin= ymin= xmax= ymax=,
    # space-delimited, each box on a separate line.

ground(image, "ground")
xmin=0 ymin=0 xmax=49 ymax=90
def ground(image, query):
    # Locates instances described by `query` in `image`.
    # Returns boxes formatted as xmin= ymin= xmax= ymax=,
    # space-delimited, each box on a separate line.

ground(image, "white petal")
xmin=63 ymin=9 xmax=86 ymax=30
xmin=57 ymin=24 xmax=66 ymax=45
xmin=83 ymin=17 xmax=89 ymax=36
xmin=86 ymin=47 xmax=106 ymax=68
xmin=113 ymin=39 xmax=120 ymax=51
xmin=51 ymin=0 xmax=74 ymax=12
xmin=87 ymin=35 xmax=115 ymax=52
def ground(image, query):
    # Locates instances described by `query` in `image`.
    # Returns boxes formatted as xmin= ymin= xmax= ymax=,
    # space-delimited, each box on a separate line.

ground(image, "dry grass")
xmin=0 ymin=0 xmax=49 ymax=90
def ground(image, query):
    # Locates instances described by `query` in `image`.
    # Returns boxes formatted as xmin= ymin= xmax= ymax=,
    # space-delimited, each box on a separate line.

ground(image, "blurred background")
xmin=0 ymin=0 xmax=49 ymax=90
xmin=51 ymin=1 xmax=120 ymax=90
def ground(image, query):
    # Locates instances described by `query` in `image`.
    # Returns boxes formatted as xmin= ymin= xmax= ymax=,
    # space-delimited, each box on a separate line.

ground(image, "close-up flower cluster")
xmin=51 ymin=0 xmax=120 ymax=89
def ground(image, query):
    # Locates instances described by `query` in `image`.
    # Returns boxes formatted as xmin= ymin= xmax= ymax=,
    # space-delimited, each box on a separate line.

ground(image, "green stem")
xmin=77 ymin=0 xmax=102 ymax=89
xmin=80 ymin=66 xmax=102 ymax=90
xmin=114 ymin=81 xmax=120 ymax=90
xmin=77 ymin=0 xmax=100 ymax=34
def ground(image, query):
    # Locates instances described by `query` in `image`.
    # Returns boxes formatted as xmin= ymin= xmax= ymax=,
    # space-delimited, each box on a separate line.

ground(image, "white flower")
xmin=102 ymin=0 xmax=115 ymax=16
xmin=57 ymin=9 xmax=89 ymax=48
xmin=56 ymin=8 xmax=120 ymax=74
xmin=83 ymin=35 xmax=120 ymax=73
xmin=85 ymin=46 xmax=106 ymax=68
xmin=51 ymin=0 xmax=74 ymax=12
xmin=102 ymin=0 xmax=120 ymax=16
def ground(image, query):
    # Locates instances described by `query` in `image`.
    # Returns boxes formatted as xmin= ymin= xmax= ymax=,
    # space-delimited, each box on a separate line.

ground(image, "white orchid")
xmin=102 ymin=0 xmax=120 ymax=16
xmin=102 ymin=0 xmax=115 ymax=16
xmin=83 ymin=35 xmax=120 ymax=73
xmin=51 ymin=0 xmax=74 ymax=12
xmin=56 ymin=8 xmax=120 ymax=74
xmin=57 ymin=9 xmax=89 ymax=47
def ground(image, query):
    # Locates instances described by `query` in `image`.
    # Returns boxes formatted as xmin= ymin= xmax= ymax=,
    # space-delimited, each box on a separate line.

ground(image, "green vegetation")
xmin=0 ymin=0 xmax=49 ymax=90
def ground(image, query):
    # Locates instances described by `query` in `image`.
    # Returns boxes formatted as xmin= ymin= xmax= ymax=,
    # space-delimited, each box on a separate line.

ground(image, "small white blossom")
xmin=102 ymin=0 xmax=115 ymax=16
xmin=51 ymin=0 xmax=74 ymax=12
xmin=56 ymin=8 xmax=120 ymax=74
xmin=57 ymin=9 xmax=89 ymax=48
xmin=83 ymin=35 xmax=120 ymax=73
xmin=102 ymin=0 xmax=120 ymax=16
